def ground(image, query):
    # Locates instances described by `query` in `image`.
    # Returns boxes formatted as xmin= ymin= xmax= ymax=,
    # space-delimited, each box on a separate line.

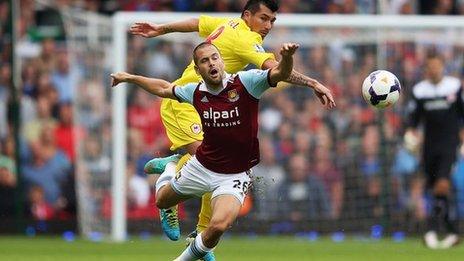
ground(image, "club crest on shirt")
xmin=228 ymin=89 xmax=240 ymax=102
xmin=190 ymin=123 xmax=202 ymax=134
xmin=254 ymin=44 xmax=265 ymax=53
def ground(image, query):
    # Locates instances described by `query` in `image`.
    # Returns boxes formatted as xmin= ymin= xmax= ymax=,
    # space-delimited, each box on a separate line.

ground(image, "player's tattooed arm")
xmin=263 ymin=59 xmax=336 ymax=108
xmin=288 ymin=71 xmax=335 ymax=108
xmin=130 ymin=18 xmax=199 ymax=38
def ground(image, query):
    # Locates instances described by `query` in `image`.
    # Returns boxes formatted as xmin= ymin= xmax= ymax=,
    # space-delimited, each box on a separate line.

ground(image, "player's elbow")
xmin=281 ymin=69 xmax=292 ymax=81
xmin=274 ymin=69 xmax=291 ymax=83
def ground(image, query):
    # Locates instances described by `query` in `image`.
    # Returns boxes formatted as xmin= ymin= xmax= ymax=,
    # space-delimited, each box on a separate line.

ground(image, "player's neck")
xmin=204 ymin=74 xmax=227 ymax=91
xmin=205 ymin=82 xmax=222 ymax=91
xmin=429 ymin=76 xmax=443 ymax=85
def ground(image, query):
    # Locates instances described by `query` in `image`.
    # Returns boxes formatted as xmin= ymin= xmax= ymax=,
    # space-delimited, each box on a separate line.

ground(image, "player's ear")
xmin=194 ymin=65 xmax=200 ymax=75
xmin=242 ymin=10 xmax=251 ymax=19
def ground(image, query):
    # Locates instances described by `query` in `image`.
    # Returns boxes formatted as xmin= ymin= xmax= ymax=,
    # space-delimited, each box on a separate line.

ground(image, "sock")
xmin=429 ymin=195 xmax=447 ymax=232
xmin=155 ymin=161 xmax=177 ymax=194
xmin=443 ymin=195 xmax=459 ymax=234
xmin=175 ymin=232 xmax=212 ymax=261
xmin=197 ymin=193 xmax=213 ymax=232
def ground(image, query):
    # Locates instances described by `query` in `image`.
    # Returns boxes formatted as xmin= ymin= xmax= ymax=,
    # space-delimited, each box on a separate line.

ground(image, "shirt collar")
xmin=199 ymin=73 xmax=232 ymax=95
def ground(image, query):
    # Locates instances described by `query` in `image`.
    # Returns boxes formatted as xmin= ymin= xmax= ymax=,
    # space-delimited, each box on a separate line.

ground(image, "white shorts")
xmin=170 ymin=156 xmax=251 ymax=205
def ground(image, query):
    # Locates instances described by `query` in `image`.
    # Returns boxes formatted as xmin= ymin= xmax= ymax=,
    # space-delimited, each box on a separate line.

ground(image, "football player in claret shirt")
xmin=130 ymin=0 xmax=335 ymax=251
xmin=111 ymin=41 xmax=302 ymax=260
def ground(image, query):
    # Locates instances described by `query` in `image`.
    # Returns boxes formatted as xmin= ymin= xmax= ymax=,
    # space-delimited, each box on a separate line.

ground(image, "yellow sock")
xmin=197 ymin=193 xmax=212 ymax=232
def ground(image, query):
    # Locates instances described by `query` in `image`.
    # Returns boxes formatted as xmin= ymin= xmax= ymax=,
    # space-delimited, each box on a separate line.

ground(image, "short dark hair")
xmin=192 ymin=42 xmax=220 ymax=65
xmin=241 ymin=0 xmax=279 ymax=17
xmin=426 ymin=52 xmax=444 ymax=63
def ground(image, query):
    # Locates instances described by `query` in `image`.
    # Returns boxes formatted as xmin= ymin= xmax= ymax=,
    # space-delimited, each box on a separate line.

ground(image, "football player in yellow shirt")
xmin=130 ymin=0 xmax=335 ymax=257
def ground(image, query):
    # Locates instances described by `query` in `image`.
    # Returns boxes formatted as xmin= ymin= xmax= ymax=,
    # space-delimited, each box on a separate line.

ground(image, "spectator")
xmin=278 ymin=154 xmax=331 ymax=221
xmin=311 ymin=146 xmax=344 ymax=219
xmin=28 ymin=185 xmax=55 ymax=220
xmin=54 ymin=102 xmax=77 ymax=162
xmin=0 ymin=140 xmax=16 ymax=218
xmin=0 ymin=64 xmax=10 ymax=139
xmin=36 ymin=38 xmax=57 ymax=74
xmin=128 ymin=89 xmax=168 ymax=151
xmin=50 ymin=51 xmax=78 ymax=103
xmin=253 ymin=135 xmax=285 ymax=220
xmin=22 ymin=124 xmax=71 ymax=208
xmin=23 ymin=95 xmax=56 ymax=143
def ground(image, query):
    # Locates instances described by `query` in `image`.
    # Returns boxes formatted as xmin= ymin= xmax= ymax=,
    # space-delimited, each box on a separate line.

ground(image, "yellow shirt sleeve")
xmin=198 ymin=15 xmax=230 ymax=38
xmin=234 ymin=33 xmax=275 ymax=69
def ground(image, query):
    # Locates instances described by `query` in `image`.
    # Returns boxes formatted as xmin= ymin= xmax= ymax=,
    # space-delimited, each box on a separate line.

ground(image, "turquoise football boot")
xmin=144 ymin=154 xmax=181 ymax=174
xmin=159 ymin=207 xmax=180 ymax=241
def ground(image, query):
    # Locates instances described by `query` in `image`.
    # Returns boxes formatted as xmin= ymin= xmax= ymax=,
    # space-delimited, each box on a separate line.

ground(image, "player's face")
xmin=426 ymin=58 xmax=444 ymax=83
xmin=194 ymin=46 xmax=225 ymax=86
xmin=244 ymin=4 xmax=277 ymax=39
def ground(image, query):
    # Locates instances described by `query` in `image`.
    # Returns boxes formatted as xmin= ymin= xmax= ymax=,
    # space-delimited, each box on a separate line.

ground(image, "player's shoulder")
xmin=236 ymin=22 xmax=262 ymax=40
xmin=442 ymin=76 xmax=461 ymax=88
xmin=412 ymin=80 xmax=434 ymax=98
xmin=177 ymin=82 xmax=199 ymax=90
xmin=237 ymin=69 xmax=267 ymax=79
xmin=413 ymin=76 xmax=461 ymax=98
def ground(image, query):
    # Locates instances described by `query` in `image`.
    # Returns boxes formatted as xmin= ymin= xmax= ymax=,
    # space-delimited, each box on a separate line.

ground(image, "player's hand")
xmin=280 ymin=43 xmax=299 ymax=57
xmin=129 ymin=22 xmax=164 ymax=38
xmin=404 ymin=129 xmax=420 ymax=153
xmin=110 ymin=72 xmax=131 ymax=87
xmin=313 ymin=81 xmax=336 ymax=109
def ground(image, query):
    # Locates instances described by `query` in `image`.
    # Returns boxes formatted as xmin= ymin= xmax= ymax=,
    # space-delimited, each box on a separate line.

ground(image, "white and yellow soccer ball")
xmin=362 ymin=70 xmax=401 ymax=109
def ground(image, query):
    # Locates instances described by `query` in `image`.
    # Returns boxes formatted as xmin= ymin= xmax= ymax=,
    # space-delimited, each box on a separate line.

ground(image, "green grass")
xmin=1 ymin=235 xmax=463 ymax=260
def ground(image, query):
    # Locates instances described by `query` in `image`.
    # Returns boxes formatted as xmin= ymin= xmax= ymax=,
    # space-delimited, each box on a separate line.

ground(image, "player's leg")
xmin=154 ymin=161 xmax=186 ymax=240
xmin=175 ymin=164 xmax=250 ymax=261
xmin=434 ymin=152 xmax=459 ymax=248
xmin=154 ymin=99 xmax=204 ymax=240
xmin=176 ymin=195 xmax=242 ymax=260
xmin=423 ymin=151 xmax=440 ymax=249
xmin=174 ymin=154 xmax=215 ymax=261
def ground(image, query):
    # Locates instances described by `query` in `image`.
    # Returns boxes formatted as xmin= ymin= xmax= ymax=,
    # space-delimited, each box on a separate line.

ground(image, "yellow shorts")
xmin=161 ymin=98 xmax=203 ymax=151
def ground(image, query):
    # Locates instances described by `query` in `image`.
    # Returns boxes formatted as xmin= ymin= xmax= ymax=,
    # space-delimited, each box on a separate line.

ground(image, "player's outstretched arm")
xmin=262 ymin=60 xmax=336 ymax=109
xmin=268 ymin=43 xmax=299 ymax=86
xmin=130 ymin=18 xmax=199 ymax=38
xmin=110 ymin=72 xmax=176 ymax=99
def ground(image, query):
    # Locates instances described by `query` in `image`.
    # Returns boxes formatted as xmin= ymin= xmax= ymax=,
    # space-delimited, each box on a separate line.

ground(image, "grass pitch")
xmin=1 ymin=235 xmax=463 ymax=260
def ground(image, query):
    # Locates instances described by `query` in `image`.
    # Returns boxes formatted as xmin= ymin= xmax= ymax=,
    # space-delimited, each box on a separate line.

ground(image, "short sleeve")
xmin=173 ymin=83 xmax=197 ymax=104
xmin=234 ymin=33 xmax=275 ymax=69
xmin=238 ymin=69 xmax=272 ymax=99
xmin=198 ymin=15 xmax=229 ymax=38
xmin=407 ymin=89 xmax=422 ymax=128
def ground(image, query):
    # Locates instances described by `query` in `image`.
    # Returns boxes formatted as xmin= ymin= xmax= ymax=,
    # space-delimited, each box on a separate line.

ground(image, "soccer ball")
xmin=362 ymin=70 xmax=401 ymax=108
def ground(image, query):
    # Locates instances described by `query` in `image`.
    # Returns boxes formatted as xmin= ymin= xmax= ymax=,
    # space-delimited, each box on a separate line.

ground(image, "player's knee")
xmin=434 ymin=178 xmax=450 ymax=195
xmin=155 ymin=194 xmax=169 ymax=209
xmin=208 ymin=217 xmax=233 ymax=234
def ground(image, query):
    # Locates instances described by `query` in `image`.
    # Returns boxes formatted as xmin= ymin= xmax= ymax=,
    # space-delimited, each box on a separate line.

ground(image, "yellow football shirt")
xmin=173 ymin=15 xmax=275 ymax=85
xmin=163 ymin=15 xmax=275 ymax=151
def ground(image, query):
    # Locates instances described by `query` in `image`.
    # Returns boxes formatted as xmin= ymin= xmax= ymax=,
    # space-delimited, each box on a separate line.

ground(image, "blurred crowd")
xmin=43 ymin=0 xmax=464 ymax=15
xmin=1 ymin=0 xmax=464 ymax=235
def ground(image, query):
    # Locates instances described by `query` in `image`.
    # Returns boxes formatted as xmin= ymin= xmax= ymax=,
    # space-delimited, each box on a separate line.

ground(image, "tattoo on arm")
xmin=163 ymin=25 xmax=174 ymax=34
xmin=286 ymin=71 xmax=312 ymax=87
